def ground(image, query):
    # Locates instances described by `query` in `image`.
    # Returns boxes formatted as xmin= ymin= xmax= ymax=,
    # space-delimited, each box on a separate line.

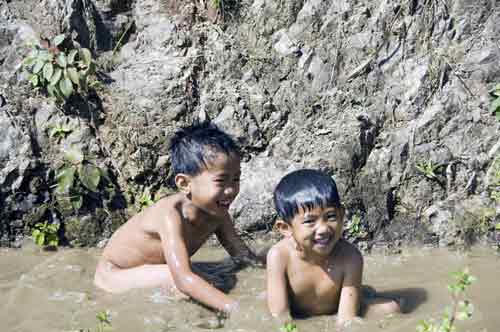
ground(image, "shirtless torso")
xmin=275 ymin=239 xmax=360 ymax=316
xmin=102 ymin=194 xmax=220 ymax=268
xmin=94 ymin=192 xmax=256 ymax=313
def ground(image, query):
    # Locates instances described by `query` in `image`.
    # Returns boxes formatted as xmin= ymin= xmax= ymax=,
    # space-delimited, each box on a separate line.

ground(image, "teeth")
xmin=314 ymin=237 xmax=331 ymax=245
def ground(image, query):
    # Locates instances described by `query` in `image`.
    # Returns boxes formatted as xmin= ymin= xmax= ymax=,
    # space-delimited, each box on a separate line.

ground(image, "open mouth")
xmin=313 ymin=236 xmax=332 ymax=247
xmin=217 ymin=199 xmax=232 ymax=209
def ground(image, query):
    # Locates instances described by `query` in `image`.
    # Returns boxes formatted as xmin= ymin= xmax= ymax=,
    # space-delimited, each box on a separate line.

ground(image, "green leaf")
xmin=47 ymin=84 xmax=58 ymax=98
xmin=64 ymin=147 xmax=84 ymax=164
xmin=56 ymin=167 xmax=75 ymax=194
xmin=67 ymin=67 xmax=80 ymax=85
xmin=28 ymin=74 xmax=39 ymax=86
xmin=50 ymin=68 xmax=62 ymax=86
xmin=56 ymin=53 xmax=67 ymax=68
xmin=52 ymin=34 xmax=65 ymax=47
xmin=489 ymin=83 xmax=500 ymax=94
xmin=67 ymin=49 xmax=78 ymax=65
xmin=80 ymin=48 xmax=92 ymax=66
xmin=33 ymin=60 xmax=45 ymax=74
xmin=43 ymin=62 xmax=54 ymax=81
xmin=70 ymin=194 xmax=83 ymax=210
xmin=22 ymin=56 xmax=36 ymax=67
xmin=36 ymin=233 xmax=45 ymax=246
xmin=79 ymin=164 xmax=101 ymax=192
xmin=59 ymin=77 xmax=73 ymax=98
xmin=490 ymin=98 xmax=500 ymax=115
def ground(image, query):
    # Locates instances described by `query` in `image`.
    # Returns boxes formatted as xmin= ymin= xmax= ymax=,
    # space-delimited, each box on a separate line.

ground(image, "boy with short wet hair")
xmin=266 ymin=169 xmax=400 ymax=327
xmin=94 ymin=122 xmax=260 ymax=314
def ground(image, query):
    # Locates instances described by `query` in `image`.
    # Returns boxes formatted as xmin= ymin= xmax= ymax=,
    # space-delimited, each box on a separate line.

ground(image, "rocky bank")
xmin=0 ymin=0 xmax=499 ymax=250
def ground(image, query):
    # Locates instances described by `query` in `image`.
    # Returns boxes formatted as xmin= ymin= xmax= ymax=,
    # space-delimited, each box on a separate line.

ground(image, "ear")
xmin=274 ymin=219 xmax=293 ymax=237
xmin=175 ymin=174 xmax=191 ymax=194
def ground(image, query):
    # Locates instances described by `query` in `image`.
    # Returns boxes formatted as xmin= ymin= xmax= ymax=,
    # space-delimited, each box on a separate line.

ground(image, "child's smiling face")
xmin=188 ymin=151 xmax=241 ymax=217
xmin=288 ymin=205 xmax=344 ymax=257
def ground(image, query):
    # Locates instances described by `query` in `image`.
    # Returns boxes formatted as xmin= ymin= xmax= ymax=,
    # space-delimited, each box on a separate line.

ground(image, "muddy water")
xmin=1 ymin=244 xmax=499 ymax=332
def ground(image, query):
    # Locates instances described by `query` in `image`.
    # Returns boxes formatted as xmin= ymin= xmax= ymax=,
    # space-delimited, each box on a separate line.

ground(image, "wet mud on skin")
xmin=1 ymin=245 xmax=500 ymax=332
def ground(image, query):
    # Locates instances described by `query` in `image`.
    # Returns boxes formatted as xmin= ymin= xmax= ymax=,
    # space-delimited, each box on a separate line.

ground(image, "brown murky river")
xmin=1 ymin=243 xmax=499 ymax=332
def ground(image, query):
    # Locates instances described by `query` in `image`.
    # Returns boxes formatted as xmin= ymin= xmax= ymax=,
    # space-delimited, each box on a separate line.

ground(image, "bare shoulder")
xmin=332 ymin=239 xmax=363 ymax=268
xmin=266 ymin=238 xmax=292 ymax=268
xmin=139 ymin=193 xmax=184 ymax=232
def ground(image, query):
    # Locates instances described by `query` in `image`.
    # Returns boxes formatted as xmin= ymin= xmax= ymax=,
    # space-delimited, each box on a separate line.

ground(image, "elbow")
xmin=173 ymin=273 xmax=196 ymax=295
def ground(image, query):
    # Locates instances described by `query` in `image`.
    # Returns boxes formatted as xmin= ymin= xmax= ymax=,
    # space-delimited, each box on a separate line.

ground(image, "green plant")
xmin=21 ymin=34 xmax=95 ymax=100
xmin=71 ymin=310 xmax=112 ymax=332
xmin=54 ymin=147 xmax=104 ymax=212
xmin=416 ymin=160 xmax=441 ymax=180
xmin=47 ymin=123 xmax=72 ymax=141
xmin=489 ymin=83 xmax=500 ymax=121
xmin=32 ymin=221 xmax=59 ymax=247
xmin=95 ymin=311 xmax=112 ymax=332
xmin=211 ymin=0 xmax=221 ymax=8
xmin=137 ymin=187 xmax=155 ymax=211
xmin=280 ymin=322 xmax=298 ymax=332
xmin=416 ymin=269 xmax=476 ymax=332
xmin=348 ymin=214 xmax=362 ymax=237
xmin=491 ymin=191 xmax=500 ymax=203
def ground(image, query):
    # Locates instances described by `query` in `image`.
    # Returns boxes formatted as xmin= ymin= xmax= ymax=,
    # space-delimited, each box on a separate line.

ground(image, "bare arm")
xmin=266 ymin=245 xmax=291 ymax=323
xmin=336 ymin=246 xmax=363 ymax=327
xmin=160 ymin=212 xmax=237 ymax=313
xmin=215 ymin=214 xmax=264 ymax=267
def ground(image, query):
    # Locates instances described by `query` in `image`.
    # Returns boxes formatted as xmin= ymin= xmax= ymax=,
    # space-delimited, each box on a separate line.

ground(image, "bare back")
xmin=102 ymin=193 xmax=224 ymax=268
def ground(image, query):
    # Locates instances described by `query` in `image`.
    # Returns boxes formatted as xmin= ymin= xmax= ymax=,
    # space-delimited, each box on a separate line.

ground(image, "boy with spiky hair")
xmin=94 ymin=122 xmax=260 ymax=314
xmin=267 ymin=169 xmax=400 ymax=327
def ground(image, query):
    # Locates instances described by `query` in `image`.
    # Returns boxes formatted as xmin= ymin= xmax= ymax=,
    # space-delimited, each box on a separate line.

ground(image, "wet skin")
xmin=267 ymin=205 xmax=364 ymax=324
xmin=96 ymin=152 xmax=260 ymax=313
xmin=267 ymin=205 xmax=401 ymax=327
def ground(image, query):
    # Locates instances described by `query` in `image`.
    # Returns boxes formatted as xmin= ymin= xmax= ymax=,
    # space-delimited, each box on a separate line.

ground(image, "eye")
xmin=303 ymin=218 xmax=315 ymax=225
xmin=327 ymin=213 xmax=337 ymax=221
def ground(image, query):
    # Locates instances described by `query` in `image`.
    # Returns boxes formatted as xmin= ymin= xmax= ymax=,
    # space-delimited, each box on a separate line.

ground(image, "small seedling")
xmin=32 ymin=221 xmax=59 ymax=247
xmin=48 ymin=123 xmax=73 ymax=141
xmin=70 ymin=310 xmax=112 ymax=332
xmin=416 ymin=268 xmax=476 ymax=332
xmin=96 ymin=310 xmax=112 ymax=332
xmin=138 ymin=187 xmax=155 ymax=210
xmin=489 ymin=83 xmax=500 ymax=121
xmin=416 ymin=160 xmax=441 ymax=180
xmin=280 ymin=322 xmax=298 ymax=332
xmin=348 ymin=214 xmax=362 ymax=237
xmin=21 ymin=34 xmax=95 ymax=101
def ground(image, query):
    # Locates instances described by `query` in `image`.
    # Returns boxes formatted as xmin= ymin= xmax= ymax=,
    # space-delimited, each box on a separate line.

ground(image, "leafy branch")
xmin=416 ymin=269 xmax=476 ymax=332
xmin=21 ymin=34 xmax=95 ymax=101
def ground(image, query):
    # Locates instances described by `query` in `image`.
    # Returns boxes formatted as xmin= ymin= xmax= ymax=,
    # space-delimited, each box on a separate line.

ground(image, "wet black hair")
xmin=169 ymin=121 xmax=240 ymax=177
xmin=273 ymin=169 xmax=341 ymax=223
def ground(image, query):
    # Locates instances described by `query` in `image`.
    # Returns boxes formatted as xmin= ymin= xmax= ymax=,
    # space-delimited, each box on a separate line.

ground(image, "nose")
xmin=316 ymin=220 xmax=331 ymax=235
xmin=224 ymin=184 xmax=238 ymax=197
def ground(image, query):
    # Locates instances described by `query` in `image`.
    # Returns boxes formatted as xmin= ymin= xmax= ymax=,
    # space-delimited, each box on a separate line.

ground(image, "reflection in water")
xmin=1 ymin=244 xmax=499 ymax=332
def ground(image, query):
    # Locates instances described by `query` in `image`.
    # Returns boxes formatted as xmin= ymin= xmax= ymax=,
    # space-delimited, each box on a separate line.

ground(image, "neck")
xmin=294 ymin=245 xmax=330 ymax=265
